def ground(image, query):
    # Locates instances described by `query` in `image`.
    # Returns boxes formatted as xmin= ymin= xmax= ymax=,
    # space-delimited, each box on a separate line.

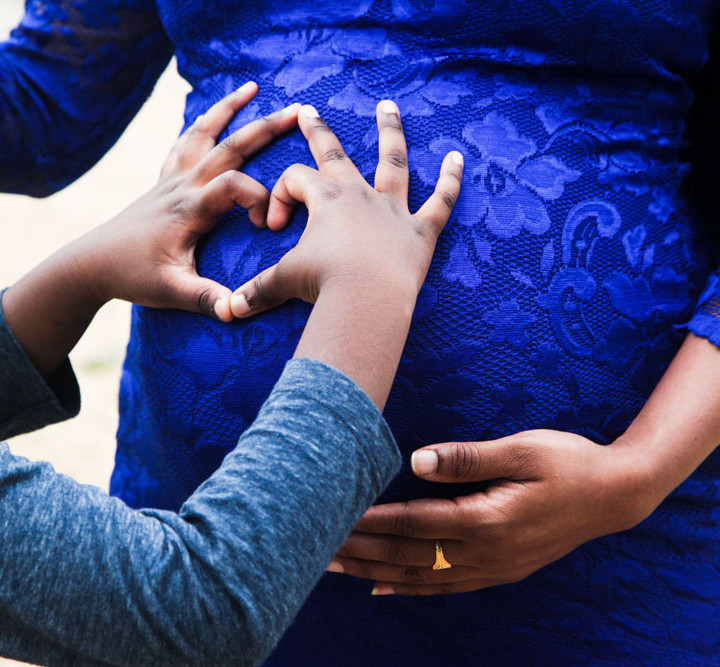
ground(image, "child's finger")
xmin=175 ymin=82 xmax=259 ymax=166
xmin=198 ymin=171 xmax=270 ymax=229
xmin=229 ymin=261 xmax=293 ymax=319
xmin=414 ymin=152 xmax=464 ymax=236
xmin=164 ymin=273 xmax=235 ymax=322
xmin=266 ymin=163 xmax=323 ymax=231
xmin=374 ymin=100 xmax=409 ymax=204
xmin=193 ymin=102 xmax=301 ymax=184
xmin=297 ymin=105 xmax=363 ymax=181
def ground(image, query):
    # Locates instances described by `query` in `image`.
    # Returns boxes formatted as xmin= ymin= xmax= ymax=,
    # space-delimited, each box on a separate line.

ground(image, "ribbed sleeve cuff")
xmin=0 ymin=288 xmax=80 ymax=440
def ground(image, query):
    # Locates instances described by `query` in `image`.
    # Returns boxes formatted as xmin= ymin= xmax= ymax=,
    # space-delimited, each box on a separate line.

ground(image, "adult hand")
xmin=330 ymin=430 xmax=659 ymax=595
xmin=70 ymin=81 xmax=300 ymax=322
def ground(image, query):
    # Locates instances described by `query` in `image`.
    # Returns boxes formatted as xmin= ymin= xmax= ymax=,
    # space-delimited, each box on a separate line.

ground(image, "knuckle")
xmin=245 ymin=274 xmax=267 ymax=311
xmin=189 ymin=121 xmax=208 ymax=138
xmin=253 ymin=187 xmax=271 ymax=207
xmin=321 ymin=148 xmax=347 ymax=163
xmin=449 ymin=442 xmax=481 ymax=480
xmin=285 ymin=163 xmax=304 ymax=178
xmin=439 ymin=190 xmax=457 ymax=212
xmin=219 ymin=170 xmax=239 ymax=190
xmin=310 ymin=119 xmax=332 ymax=132
xmin=391 ymin=505 xmax=416 ymax=537
xmin=320 ymin=182 xmax=343 ymax=201
xmin=195 ymin=287 xmax=214 ymax=316
xmin=382 ymin=541 xmax=408 ymax=565
xmin=382 ymin=117 xmax=403 ymax=132
xmin=384 ymin=149 xmax=407 ymax=169
xmin=170 ymin=195 xmax=191 ymax=219
xmin=261 ymin=114 xmax=282 ymax=137
xmin=219 ymin=132 xmax=241 ymax=154
xmin=507 ymin=442 xmax=540 ymax=472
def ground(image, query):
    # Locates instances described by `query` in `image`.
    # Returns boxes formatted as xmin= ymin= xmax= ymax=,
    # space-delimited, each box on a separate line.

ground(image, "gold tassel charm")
xmin=433 ymin=540 xmax=452 ymax=570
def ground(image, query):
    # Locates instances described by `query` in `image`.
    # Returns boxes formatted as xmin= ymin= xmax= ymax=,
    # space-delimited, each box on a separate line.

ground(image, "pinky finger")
xmin=371 ymin=577 xmax=493 ymax=597
xmin=413 ymin=151 xmax=463 ymax=235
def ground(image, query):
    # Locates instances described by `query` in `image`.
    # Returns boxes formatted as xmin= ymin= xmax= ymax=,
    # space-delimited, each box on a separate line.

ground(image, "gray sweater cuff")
xmin=0 ymin=288 xmax=80 ymax=440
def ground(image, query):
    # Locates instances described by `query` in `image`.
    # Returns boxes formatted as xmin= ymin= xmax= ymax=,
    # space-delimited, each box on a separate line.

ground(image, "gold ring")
xmin=433 ymin=540 xmax=452 ymax=570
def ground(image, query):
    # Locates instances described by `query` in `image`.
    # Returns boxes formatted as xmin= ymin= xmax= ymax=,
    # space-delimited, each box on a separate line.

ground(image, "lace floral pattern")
xmin=4 ymin=0 xmax=720 ymax=663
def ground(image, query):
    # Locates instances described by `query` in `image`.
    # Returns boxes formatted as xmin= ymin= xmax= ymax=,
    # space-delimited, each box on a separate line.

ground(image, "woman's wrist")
xmin=601 ymin=436 xmax=668 ymax=531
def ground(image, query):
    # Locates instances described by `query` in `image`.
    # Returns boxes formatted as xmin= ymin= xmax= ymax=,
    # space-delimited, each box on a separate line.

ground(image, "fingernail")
xmin=326 ymin=560 xmax=345 ymax=574
xmin=303 ymin=104 xmax=320 ymax=118
xmin=371 ymin=584 xmax=395 ymax=596
xmin=212 ymin=300 xmax=223 ymax=320
xmin=451 ymin=151 xmax=464 ymax=167
xmin=380 ymin=100 xmax=399 ymax=115
xmin=237 ymin=81 xmax=256 ymax=95
xmin=231 ymin=292 xmax=251 ymax=317
xmin=411 ymin=449 xmax=438 ymax=475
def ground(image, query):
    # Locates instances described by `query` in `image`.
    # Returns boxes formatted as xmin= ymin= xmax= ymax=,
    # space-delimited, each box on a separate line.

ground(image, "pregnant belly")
xmin=114 ymin=123 xmax=711 ymax=510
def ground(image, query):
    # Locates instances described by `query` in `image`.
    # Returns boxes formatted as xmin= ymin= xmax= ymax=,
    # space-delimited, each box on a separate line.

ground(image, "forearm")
xmin=614 ymin=332 xmax=720 ymax=510
xmin=295 ymin=278 xmax=415 ymax=410
xmin=0 ymin=359 xmax=399 ymax=666
xmin=2 ymin=243 xmax=106 ymax=380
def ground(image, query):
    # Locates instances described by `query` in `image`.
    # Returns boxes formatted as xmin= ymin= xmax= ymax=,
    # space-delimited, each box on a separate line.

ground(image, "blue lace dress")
xmin=3 ymin=1 xmax=720 ymax=664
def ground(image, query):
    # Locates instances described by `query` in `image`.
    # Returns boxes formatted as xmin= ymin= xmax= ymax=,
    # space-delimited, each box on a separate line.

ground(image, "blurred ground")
xmin=0 ymin=2 xmax=188 ymax=664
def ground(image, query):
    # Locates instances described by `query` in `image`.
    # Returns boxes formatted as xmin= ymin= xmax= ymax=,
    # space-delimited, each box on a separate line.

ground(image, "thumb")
xmin=410 ymin=435 xmax=542 ymax=483
xmin=230 ymin=259 xmax=294 ymax=319
xmin=164 ymin=273 xmax=234 ymax=322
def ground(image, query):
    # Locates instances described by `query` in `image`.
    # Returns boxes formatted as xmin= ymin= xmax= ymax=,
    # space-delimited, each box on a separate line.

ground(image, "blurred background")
xmin=0 ymin=3 xmax=187 ymax=664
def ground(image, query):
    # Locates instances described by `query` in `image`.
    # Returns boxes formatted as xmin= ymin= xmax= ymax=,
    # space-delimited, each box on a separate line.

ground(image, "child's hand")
xmin=71 ymin=82 xmax=300 ymax=322
xmin=229 ymin=101 xmax=463 ymax=319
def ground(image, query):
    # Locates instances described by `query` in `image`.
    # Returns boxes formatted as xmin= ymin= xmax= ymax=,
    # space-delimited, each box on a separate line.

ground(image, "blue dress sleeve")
xmin=0 ymin=0 xmax=173 ymax=196
xmin=0 ymin=357 xmax=401 ymax=666
xmin=0 ymin=289 xmax=80 ymax=439
xmin=685 ymin=271 xmax=720 ymax=348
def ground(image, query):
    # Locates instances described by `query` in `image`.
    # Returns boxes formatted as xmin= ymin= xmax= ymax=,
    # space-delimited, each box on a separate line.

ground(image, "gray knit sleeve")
xmin=0 ymin=357 xmax=400 ymax=666
xmin=0 ymin=289 xmax=80 ymax=439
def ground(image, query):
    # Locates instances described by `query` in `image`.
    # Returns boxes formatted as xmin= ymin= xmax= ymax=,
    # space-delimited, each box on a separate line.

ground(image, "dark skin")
xmin=3 ymin=81 xmax=299 ymax=380
xmin=3 ymin=88 xmax=464 ymax=413
xmin=232 ymin=101 xmax=464 ymax=407
xmin=328 ymin=329 xmax=720 ymax=596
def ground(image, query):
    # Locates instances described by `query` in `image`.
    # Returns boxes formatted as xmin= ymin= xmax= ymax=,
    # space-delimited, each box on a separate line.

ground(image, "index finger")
xmin=298 ymin=105 xmax=363 ymax=180
xmin=193 ymin=102 xmax=302 ymax=183
xmin=169 ymin=81 xmax=260 ymax=173
xmin=354 ymin=499 xmax=464 ymax=539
